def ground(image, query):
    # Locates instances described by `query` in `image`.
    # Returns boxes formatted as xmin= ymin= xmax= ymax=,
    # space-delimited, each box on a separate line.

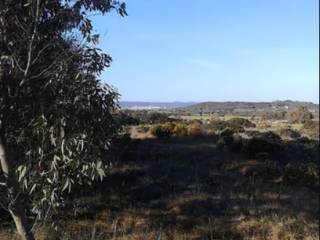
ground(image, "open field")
xmin=1 ymin=107 xmax=319 ymax=239
xmin=1 ymin=121 xmax=318 ymax=239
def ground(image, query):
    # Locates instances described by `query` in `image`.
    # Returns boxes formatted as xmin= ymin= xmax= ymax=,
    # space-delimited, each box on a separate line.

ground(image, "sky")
xmin=91 ymin=0 xmax=319 ymax=103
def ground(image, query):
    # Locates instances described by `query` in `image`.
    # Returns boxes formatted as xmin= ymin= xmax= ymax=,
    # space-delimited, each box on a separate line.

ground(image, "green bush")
xmin=219 ymin=128 xmax=234 ymax=145
xmin=243 ymin=131 xmax=283 ymax=157
xmin=209 ymin=120 xmax=230 ymax=131
xmin=279 ymin=128 xmax=301 ymax=139
xmin=209 ymin=120 xmax=245 ymax=133
xmin=217 ymin=129 xmax=243 ymax=152
xmin=227 ymin=118 xmax=256 ymax=128
xmin=150 ymin=124 xmax=173 ymax=138
xmin=173 ymin=124 xmax=188 ymax=136
xmin=229 ymin=133 xmax=243 ymax=152
xmin=137 ymin=124 xmax=150 ymax=133
xmin=163 ymin=122 xmax=176 ymax=132
xmin=256 ymin=131 xmax=282 ymax=144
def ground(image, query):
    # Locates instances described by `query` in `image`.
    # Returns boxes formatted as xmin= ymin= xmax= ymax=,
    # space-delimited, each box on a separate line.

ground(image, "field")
xmin=1 ymin=112 xmax=319 ymax=240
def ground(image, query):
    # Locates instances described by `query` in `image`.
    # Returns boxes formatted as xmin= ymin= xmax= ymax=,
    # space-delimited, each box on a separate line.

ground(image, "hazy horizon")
xmin=120 ymin=99 xmax=319 ymax=104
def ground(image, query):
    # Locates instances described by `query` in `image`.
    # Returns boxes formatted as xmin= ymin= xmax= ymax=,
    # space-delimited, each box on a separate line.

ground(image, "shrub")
xmin=243 ymin=131 xmax=282 ymax=156
xmin=211 ymin=112 xmax=220 ymax=121
xmin=283 ymin=163 xmax=319 ymax=189
xmin=303 ymin=120 xmax=319 ymax=139
xmin=219 ymin=128 xmax=235 ymax=145
xmin=279 ymin=128 xmax=301 ymax=139
xmin=229 ymin=125 xmax=245 ymax=133
xmin=137 ymin=124 xmax=150 ymax=133
xmin=229 ymin=133 xmax=243 ymax=152
xmin=150 ymin=124 xmax=173 ymax=138
xmin=187 ymin=124 xmax=203 ymax=136
xmin=227 ymin=118 xmax=256 ymax=128
xmin=217 ymin=138 xmax=226 ymax=150
xmin=256 ymin=131 xmax=282 ymax=144
xmin=173 ymin=124 xmax=188 ymax=136
xmin=209 ymin=120 xmax=245 ymax=133
xmin=206 ymin=130 xmax=217 ymax=138
xmin=287 ymin=106 xmax=314 ymax=124
xmin=243 ymin=138 xmax=278 ymax=157
xmin=303 ymin=120 xmax=319 ymax=129
xmin=163 ymin=122 xmax=176 ymax=132
xmin=245 ymin=130 xmax=261 ymax=138
xmin=217 ymin=129 xmax=243 ymax=152
xmin=256 ymin=122 xmax=271 ymax=129
xmin=243 ymin=131 xmax=282 ymax=157
xmin=209 ymin=120 xmax=230 ymax=131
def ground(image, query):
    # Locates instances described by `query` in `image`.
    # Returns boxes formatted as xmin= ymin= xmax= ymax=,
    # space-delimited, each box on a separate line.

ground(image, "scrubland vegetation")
xmin=0 ymin=1 xmax=318 ymax=239
xmin=2 ymin=105 xmax=319 ymax=240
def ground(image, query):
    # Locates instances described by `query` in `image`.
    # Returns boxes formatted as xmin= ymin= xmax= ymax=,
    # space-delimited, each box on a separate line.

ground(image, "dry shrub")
xmin=162 ymin=122 xmax=176 ymax=132
xmin=257 ymin=121 xmax=271 ymax=129
xmin=187 ymin=124 xmax=203 ymax=136
xmin=150 ymin=124 xmax=173 ymax=138
xmin=227 ymin=117 xmax=256 ymax=128
xmin=173 ymin=124 xmax=188 ymax=136
xmin=303 ymin=120 xmax=319 ymax=139
xmin=279 ymin=128 xmax=301 ymax=139
xmin=137 ymin=124 xmax=150 ymax=133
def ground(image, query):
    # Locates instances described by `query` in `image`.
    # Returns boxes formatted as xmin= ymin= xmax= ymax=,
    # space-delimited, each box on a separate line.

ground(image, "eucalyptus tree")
xmin=0 ymin=1 xmax=126 ymax=239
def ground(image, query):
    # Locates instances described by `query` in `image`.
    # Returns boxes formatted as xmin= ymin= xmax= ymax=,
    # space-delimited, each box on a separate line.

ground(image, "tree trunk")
xmin=0 ymin=142 xmax=35 ymax=240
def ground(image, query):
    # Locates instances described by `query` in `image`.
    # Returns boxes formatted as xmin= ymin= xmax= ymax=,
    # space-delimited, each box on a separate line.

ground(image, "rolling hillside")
xmin=181 ymin=100 xmax=319 ymax=113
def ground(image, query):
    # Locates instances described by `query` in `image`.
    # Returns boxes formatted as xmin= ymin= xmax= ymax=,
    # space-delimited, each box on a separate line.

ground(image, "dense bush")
xmin=256 ymin=131 xmax=282 ymax=144
xmin=243 ymin=131 xmax=282 ymax=157
xmin=279 ymin=128 xmax=301 ymax=139
xmin=227 ymin=118 xmax=256 ymax=128
xmin=163 ymin=122 xmax=176 ymax=132
xmin=187 ymin=124 xmax=204 ymax=136
xmin=173 ymin=124 xmax=188 ymax=136
xmin=220 ymin=128 xmax=235 ymax=144
xmin=245 ymin=130 xmax=261 ymax=137
xmin=116 ymin=112 xmax=140 ymax=125
xmin=137 ymin=124 xmax=150 ymax=133
xmin=261 ymin=111 xmax=287 ymax=121
xmin=303 ymin=120 xmax=319 ymax=129
xmin=283 ymin=163 xmax=319 ymax=189
xmin=150 ymin=124 xmax=173 ymax=138
xmin=228 ymin=133 xmax=243 ymax=152
xmin=217 ymin=129 xmax=243 ymax=152
xmin=209 ymin=120 xmax=245 ymax=133
xmin=209 ymin=120 xmax=229 ymax=131
xmin=302 ymin=120 xmax=319 ymax=139
xmin=287 ymin=106 xmax=314 ymax=124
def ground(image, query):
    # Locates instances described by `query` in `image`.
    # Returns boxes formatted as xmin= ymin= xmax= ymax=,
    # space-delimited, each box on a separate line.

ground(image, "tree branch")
xmin=23 ymin=0 xmax=40 ymax=79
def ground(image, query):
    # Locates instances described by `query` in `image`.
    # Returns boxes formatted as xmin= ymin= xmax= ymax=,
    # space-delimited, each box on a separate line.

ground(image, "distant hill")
xmin=120 ymin=101 xmax=196 ymax=110
xmin=181 ymin=100 xmax=319 ymax=114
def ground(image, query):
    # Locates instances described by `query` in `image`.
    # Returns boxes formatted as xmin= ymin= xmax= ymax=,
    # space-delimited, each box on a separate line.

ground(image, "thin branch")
xmin=31 ymin=42 xmax=53 ymax=65
xmin=11 ymin=54 xmax=25 ymax=73
xmin=23 ymin=0 xmax=40 ymax=78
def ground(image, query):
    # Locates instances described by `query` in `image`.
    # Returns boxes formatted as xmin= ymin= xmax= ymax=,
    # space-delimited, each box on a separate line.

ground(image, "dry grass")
xmin=1 ymin=126 xmax=318 ymax=240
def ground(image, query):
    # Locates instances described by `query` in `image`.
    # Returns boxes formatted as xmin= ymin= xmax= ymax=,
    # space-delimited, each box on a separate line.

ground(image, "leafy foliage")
xmin=0 ymin=0 xmax=126 ymax=234
xmin=227 ymin=118 xmax=256 ymax=128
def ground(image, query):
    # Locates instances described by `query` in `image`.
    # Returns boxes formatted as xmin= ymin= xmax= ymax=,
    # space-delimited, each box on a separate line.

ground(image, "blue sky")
xmin=92 ymin=0 xmax=319 ymax=103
